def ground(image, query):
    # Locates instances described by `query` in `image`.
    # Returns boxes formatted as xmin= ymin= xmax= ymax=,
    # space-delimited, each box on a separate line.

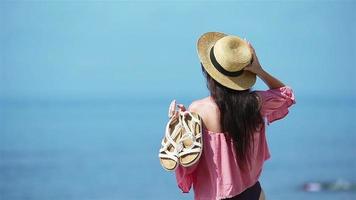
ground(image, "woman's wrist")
xmin=255 ymin=67 xmax=265 ymax=77
xmin=257 ymin=68 xmax=285 ymax=89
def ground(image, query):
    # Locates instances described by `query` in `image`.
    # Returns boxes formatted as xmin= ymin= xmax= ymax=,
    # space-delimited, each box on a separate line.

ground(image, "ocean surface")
xmin=1 ymin=96 xmax=355 ymax=200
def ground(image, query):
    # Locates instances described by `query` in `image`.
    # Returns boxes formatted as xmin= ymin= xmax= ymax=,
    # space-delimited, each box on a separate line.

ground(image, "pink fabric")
xmin=175 ymin=86 xmax=296 ymax=200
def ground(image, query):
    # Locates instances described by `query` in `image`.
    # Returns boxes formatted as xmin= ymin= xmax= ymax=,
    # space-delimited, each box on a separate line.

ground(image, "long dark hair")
xmin=201 ymin=64 xmax=263 ymax=170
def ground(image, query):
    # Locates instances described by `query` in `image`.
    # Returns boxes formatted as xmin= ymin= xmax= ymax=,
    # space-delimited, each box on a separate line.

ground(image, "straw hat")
xmin=197 ymin=32 xmax=256 ymax=90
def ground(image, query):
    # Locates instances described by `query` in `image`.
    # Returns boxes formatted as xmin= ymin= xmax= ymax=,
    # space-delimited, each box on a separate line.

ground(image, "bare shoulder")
xmin=188 ymin=97 xmax=218 ymax=114
xmin=188 ymin=97 xmax=222 ymax=132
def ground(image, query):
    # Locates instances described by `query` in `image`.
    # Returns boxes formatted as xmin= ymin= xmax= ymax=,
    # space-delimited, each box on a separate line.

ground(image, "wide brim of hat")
xmin=197 ymin=32 xmax=256 ymax=91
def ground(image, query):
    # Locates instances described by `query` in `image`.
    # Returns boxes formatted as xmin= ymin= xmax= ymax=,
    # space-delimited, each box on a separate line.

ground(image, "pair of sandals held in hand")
xmin=159 ymin=100 xmax=203 ymax=171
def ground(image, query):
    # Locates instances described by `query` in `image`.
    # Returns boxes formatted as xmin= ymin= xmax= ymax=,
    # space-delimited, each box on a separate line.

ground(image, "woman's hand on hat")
xmin=244 ymin=41 xmax=263 ymax=75
xmin=243 ymin=41 xmax=285 ymax=89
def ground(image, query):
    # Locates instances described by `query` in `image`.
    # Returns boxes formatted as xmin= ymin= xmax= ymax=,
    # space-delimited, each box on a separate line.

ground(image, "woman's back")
xmin=169 ymin=32 xmax=296 ymax=200
xmin=175 ymin=86 xmax=295 ymax=200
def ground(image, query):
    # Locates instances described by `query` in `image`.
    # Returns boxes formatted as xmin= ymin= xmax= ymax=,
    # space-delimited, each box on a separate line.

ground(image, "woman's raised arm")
xmin=244 ymin=42 xmax=285 ymax=89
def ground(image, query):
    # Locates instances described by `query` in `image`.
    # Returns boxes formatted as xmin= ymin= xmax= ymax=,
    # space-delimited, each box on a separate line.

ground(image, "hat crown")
xmin=213 ymin=36 xmax=252 ymax=72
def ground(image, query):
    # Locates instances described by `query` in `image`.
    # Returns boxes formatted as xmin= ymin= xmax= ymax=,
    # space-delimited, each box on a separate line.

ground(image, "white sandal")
xmin=158 ymin=100 xmax=183 ymax=171
xmin=178 ymin=111 xmax=203 ymax=167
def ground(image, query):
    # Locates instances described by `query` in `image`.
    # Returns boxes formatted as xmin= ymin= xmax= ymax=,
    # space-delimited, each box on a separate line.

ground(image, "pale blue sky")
xmin=1 ymin=1 xmax=355 ymax=100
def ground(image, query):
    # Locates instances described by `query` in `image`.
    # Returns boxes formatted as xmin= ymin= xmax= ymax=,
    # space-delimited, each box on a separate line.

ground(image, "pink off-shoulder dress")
xmin=175 ymin=86 xmax=296 ymax=200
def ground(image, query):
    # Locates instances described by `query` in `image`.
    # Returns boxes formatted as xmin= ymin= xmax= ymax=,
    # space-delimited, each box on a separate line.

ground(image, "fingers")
xmin=177 ymin=104 xmax=186 ymax=111
xmin=244 ymin=40 xmax=256 ymax=60
xmin=178 ymin=104 xmax=191 ymax=116
xmin=248 ymin=43 xmax=255 ymax=54
xmin=243 ymin=37 xmax=251 ymax=46
xmin=168 ymin=101 xmax=189 ymax=118
xmin=241 ymin=39 xmax=254 ymax=66
xmin=245 ymin=38 xmax=250 ymax=46
xmin=243 ymin=38 xmax=255 ymax=52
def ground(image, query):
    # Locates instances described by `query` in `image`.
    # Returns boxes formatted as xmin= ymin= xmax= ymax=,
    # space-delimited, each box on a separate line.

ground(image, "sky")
xmin=1 ymin=0 xmax=355 ymax=101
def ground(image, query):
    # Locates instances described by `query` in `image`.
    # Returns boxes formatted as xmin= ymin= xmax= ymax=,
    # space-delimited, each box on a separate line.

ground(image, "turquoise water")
xmin=0 ymin=96 xmax=355 ymax=200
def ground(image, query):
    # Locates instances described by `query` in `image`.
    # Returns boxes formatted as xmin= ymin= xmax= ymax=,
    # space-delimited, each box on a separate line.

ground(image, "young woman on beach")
xmin=174 ymin=32 xmax=296 ymax=200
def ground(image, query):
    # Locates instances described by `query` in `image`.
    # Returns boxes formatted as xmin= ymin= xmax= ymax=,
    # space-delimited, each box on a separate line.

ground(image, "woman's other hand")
xmin=177 ymin=104 xmax=190 ymax=116
xmin=243 ymin=41 xmax=263 ymax=75
xmin=168 ymin=100 xmax=189 ymax=119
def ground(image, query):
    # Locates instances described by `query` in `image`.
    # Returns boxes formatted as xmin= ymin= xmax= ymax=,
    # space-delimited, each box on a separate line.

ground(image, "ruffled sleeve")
xmin=175 ymin=160 xmax=199 ymax=193
xmin=257 ymin=86 xmax=296 ymax=124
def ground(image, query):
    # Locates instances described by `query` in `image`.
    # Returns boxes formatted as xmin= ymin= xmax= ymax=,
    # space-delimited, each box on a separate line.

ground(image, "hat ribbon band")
xmin=210 ymin=46 xmax=244 ymax=77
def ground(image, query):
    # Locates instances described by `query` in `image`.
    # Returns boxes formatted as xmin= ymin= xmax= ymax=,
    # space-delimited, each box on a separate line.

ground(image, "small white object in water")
xmin=304 ymin=182 xmax=322 ymax=192
xmin=303 ymin=179 xmax=355 ymax=192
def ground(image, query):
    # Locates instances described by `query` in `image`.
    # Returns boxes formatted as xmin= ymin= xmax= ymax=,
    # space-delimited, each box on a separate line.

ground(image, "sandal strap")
xmin=184 ymin=111 xmax=201 ymax=123
xmin=180 ymin=112 xmax=192 ymax=134
xmin=168 ymin=100 xmax=177 ymax=118
xmin=179 ymin=112 xmax=202 ymax=142
xmin=178 ymin=138 xmax=202 ymax=151
xmin=178 ymin=111 xmax=203 ymax=155
xmin=178 ymin=147 xmax=202 ymax=157
xmin=158 ymin=151 xmax=179 ymax=162
xmin=179 ymin=132 xmax=202 ymax=145
xmin=164 ymin=118 xmax=180 ymax=145
xmin=160 ymin=116 xmax=183 ymax=156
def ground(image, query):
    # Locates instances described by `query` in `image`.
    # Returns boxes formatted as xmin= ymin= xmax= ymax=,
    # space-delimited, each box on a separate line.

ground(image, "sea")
xmin=0 ymin=95 xmax=355 ymax=200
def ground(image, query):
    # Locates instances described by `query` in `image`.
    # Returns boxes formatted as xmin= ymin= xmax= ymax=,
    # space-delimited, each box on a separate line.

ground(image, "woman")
xmin=174 ymin=32 xmax=296 ymax=200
